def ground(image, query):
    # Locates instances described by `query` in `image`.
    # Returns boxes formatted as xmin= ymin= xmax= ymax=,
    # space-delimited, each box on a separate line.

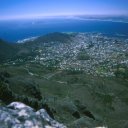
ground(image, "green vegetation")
xmin=0 ymin=62 xmax=128 ymax=127
xmin=0 ymin=33 xmax=128 ymax=127
xmin=36 ymin=32 xmax=72 ymax=43
xmin=77 ymin=50 xmax=90 ymax=60
xmin=114 ymin=66 xmax=128 ymax=79
xmin=0 ymin=39 xmax=17 ymax=62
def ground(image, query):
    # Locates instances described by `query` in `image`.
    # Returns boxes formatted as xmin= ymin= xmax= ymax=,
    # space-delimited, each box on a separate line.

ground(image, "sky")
xmin=0 ymin=0 xmax=128 ymax=20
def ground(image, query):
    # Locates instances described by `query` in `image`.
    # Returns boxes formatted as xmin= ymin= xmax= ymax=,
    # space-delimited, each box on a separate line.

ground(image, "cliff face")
xmin=0 ymin=102 xmax=67 ymax=128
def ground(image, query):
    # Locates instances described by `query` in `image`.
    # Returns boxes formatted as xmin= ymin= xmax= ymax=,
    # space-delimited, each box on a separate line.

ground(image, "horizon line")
xmin=0 ymin=14 xmax=128 ymax=21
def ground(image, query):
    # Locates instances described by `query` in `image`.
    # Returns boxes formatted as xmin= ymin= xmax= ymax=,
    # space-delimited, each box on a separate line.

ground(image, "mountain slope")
xmin=0 ymin=39 xmax=17 ymax=62
xmin=0 ymin=32 xmax=72 ymax=63
xmin=14 ymin=32 xmax=73 ymax=61
xmin=35 ymin=32 xmax=72 ymax=43
xmin=0 ymin=32 xmax=128 ymax=127
xmin=20 ymin=32 xmax=72 ymax=48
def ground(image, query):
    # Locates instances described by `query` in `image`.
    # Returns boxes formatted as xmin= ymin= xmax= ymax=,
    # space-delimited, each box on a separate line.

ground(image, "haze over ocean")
xmin=0 ymin=18 xmax=128 ymax=42
xmin=0 ymin=0 xmax=128 ymax=42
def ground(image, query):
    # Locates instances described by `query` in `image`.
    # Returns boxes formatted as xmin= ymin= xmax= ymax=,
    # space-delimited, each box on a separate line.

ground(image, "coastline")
xmin=70 ymin=16 xmax=128 ymax=24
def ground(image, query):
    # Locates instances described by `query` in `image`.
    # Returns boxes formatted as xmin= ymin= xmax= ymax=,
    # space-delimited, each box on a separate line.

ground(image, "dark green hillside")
xmin=22 ymin=32 xmax=72 ymax=48
xmin=34 ymin=32 xmax=72 ymax=43
xmin=0 ymin=39 xmax=17 ymax=62
xmin=0 ymin=33 xmax=73 ymax=64
xmin=0 ymin=63 xmax=128 ymax=128
xmin=10 ymin=32 xmax=74 ymax=63
xmin=0 ymin=33 xmax=128 ymax=127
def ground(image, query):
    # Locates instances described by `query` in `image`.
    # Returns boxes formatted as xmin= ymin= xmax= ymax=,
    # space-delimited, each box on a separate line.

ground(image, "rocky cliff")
xmin=0 ymin=102 xmax=67 ymax=128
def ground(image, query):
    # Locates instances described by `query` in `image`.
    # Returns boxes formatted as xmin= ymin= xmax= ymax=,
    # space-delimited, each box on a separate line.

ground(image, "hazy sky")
xmin=0 ymin=0 xmax=128 ymax=19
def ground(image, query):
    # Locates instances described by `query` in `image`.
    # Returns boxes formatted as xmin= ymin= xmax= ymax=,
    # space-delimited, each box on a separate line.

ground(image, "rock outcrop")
xmin=0 ymin=102 xmax=67 ymax=128
xmin=0 ymin=72 xmax=54 ymax=119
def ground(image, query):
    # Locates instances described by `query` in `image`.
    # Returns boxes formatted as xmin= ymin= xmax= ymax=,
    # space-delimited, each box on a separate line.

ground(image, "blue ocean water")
xmin=0 ymin=18 xmax=128 ymax=43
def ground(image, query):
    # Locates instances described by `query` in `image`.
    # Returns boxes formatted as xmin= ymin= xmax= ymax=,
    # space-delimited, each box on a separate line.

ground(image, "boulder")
xmin=0 ymin=102 xmax=67 ymax=128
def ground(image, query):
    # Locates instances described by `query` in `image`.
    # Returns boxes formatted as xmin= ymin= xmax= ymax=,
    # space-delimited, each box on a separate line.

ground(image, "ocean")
xmin=0 ymin=18 xmax=128 ymax=43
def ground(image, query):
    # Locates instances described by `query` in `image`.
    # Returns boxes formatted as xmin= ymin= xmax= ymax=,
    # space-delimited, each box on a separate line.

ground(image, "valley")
xmin=0 ymin=32 xmax=128 ymax=128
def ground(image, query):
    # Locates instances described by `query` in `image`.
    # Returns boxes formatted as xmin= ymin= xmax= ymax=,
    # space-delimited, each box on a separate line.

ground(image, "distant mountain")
xmin=22 ymin=32 xmax=72 ymax=47
xmin=35 ymin=32 xmax=72 ymax=43
xmin=0 ymin=39 xmax=17 ymax=62
xmin=0 ymin=32 xmax=73 ymax=63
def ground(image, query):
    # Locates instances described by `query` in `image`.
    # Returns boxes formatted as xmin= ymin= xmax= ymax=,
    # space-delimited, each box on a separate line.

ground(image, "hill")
xmin=0 ymin=32 xmax=128 ymax=127
xmin=0 ymin=39 xmax=17 ymax=62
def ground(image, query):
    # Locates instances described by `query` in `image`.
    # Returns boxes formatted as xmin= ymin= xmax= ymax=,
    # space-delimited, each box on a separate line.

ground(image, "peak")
xmin=34 ymin=32 xmax=72 ymax=43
